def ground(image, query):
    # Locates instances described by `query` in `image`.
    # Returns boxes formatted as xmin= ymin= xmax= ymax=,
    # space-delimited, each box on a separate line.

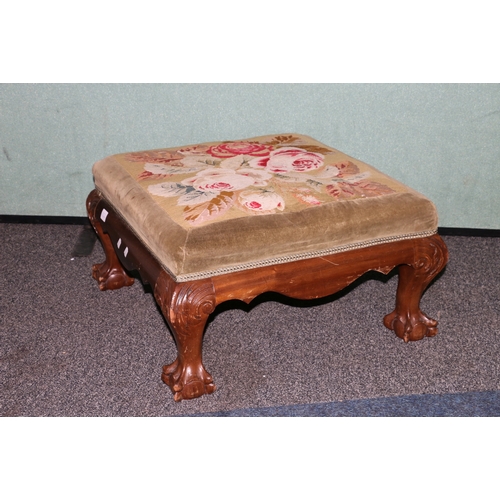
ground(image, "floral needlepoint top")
xmin=120 ymin=134 xmax=398 ymax=227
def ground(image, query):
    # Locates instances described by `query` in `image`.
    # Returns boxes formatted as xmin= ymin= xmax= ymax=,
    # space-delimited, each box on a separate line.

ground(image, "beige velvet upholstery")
xmin=93 ymin=134 xmax=438 ymax=281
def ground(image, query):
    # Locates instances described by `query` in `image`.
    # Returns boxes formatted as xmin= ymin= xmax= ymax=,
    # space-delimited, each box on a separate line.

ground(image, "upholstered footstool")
xmin=87 ymin=133 xmax=448 ymax=401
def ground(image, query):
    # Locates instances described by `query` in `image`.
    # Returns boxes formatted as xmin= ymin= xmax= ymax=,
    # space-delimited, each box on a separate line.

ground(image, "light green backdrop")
xmin=1 ymin=83 xmax=498 ymax=228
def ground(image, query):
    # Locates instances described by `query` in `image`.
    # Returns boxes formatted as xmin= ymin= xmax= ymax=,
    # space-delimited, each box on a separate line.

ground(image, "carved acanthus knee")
xmin=154 ymin=272 xmax=217 ymax=401
xmin=384 ymin=234 xmax=448 ymax=342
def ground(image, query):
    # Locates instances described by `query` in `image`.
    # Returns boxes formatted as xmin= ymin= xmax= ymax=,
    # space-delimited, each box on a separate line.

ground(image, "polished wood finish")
xmin=87 ymin=192 xmax=135 ymax=290
xmin=154 ymin=272 xmax=217 ymax=401
xmin=87 ymin=189 xmax=448 ymax=401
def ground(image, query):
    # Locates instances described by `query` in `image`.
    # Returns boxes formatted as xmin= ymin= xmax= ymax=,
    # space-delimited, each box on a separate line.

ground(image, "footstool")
xmin=87 ymin=133 xmax=448 ymax=401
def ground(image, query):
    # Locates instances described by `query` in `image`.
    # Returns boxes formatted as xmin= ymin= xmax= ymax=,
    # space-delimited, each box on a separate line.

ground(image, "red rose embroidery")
xmin=208 ymin=142 xmax=274 ymax=158
xmin=251 ymin=147 xmax=325 ymax=173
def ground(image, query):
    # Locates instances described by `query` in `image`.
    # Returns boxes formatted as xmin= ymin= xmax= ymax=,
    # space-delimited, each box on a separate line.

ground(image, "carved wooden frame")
xmin=87 ymin=189 xmax=448 ymax=401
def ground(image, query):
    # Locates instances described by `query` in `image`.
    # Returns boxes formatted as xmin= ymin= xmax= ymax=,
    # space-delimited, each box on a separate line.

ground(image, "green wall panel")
xmin=1 ymin=83 xmax=498 ymax=228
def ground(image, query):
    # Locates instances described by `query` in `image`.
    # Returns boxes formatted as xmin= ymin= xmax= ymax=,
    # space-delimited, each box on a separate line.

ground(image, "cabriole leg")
xmin=86 ymin=190 xmax=134 ymax=291
xmin=154 ymin=273 xmax=217 ymax=401
xmin=384 ymin=234 xmax=448 ymax=342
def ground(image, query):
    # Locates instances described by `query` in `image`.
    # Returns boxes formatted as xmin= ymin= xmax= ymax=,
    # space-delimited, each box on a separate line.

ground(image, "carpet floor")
xmin=1 ymin=223 xmax=499 ymax=416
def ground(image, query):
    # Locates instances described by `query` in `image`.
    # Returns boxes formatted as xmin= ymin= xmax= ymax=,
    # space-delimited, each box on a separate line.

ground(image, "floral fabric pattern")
xmin=122 ymin=135 xmax=397 ymax=227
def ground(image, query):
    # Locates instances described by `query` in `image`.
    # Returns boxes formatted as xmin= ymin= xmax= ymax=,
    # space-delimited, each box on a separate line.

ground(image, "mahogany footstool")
xmin=87 ymin=134 xmax=448 ymax=401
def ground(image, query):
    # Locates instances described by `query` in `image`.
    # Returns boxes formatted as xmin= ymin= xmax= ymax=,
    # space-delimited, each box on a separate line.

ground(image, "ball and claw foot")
xmin=162 ymin=358 xmax=216 ymax=402
xmin=383 ymin=235 xmax=448 ymax=343
xmin=383 ymin=310 xmax=438 ymax=343
xmin=92 ymin=261 xmax=134 ymax=291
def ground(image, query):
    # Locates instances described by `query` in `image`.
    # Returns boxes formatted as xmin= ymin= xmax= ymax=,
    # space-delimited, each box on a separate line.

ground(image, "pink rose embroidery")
xmin=208 ymin=142 xmax=274 ymax=158
xmin=239 ymin=190 xmax=285 ymax=212
xmin=234 ymin=168 xmax=272 ymax=186
xmin=185 ymin=168 xmax=257 ymax=192
xmin=250 ymin=147 xmax=324 ymax=173
xmin=138 ymin=136 xmax=397 ymax=227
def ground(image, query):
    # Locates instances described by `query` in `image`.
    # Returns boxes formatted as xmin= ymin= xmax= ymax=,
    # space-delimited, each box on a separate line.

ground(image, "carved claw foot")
xmin=162 ymin=358 xmax=216 ymax=401
xmin=92 ymin=261 xmax=134 ymax=291
xmin=383 ymin=310 xmax=438 ymax=342
xmin=383 ymin=234 xmax=448 ymax=343
xmin=154 ymin=273 xmax=218 ymax=401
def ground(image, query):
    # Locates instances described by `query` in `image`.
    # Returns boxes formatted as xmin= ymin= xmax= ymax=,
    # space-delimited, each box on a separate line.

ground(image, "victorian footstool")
xmin=87 ymin=133 xmax=448 ymax=401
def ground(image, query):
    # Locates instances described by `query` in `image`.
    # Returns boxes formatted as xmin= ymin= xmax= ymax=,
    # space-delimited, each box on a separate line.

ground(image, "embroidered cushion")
xmin=93 ymin=134 xmax=438 ymax=281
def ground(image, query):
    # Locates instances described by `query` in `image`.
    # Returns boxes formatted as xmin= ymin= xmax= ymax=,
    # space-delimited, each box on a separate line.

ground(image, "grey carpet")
xmin=1 ymin=223 xmax=499 ymax=416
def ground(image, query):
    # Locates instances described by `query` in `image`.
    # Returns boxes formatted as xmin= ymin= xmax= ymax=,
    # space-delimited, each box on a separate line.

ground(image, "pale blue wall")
xmin=1 ymin=83 xmax=499 ymax=228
